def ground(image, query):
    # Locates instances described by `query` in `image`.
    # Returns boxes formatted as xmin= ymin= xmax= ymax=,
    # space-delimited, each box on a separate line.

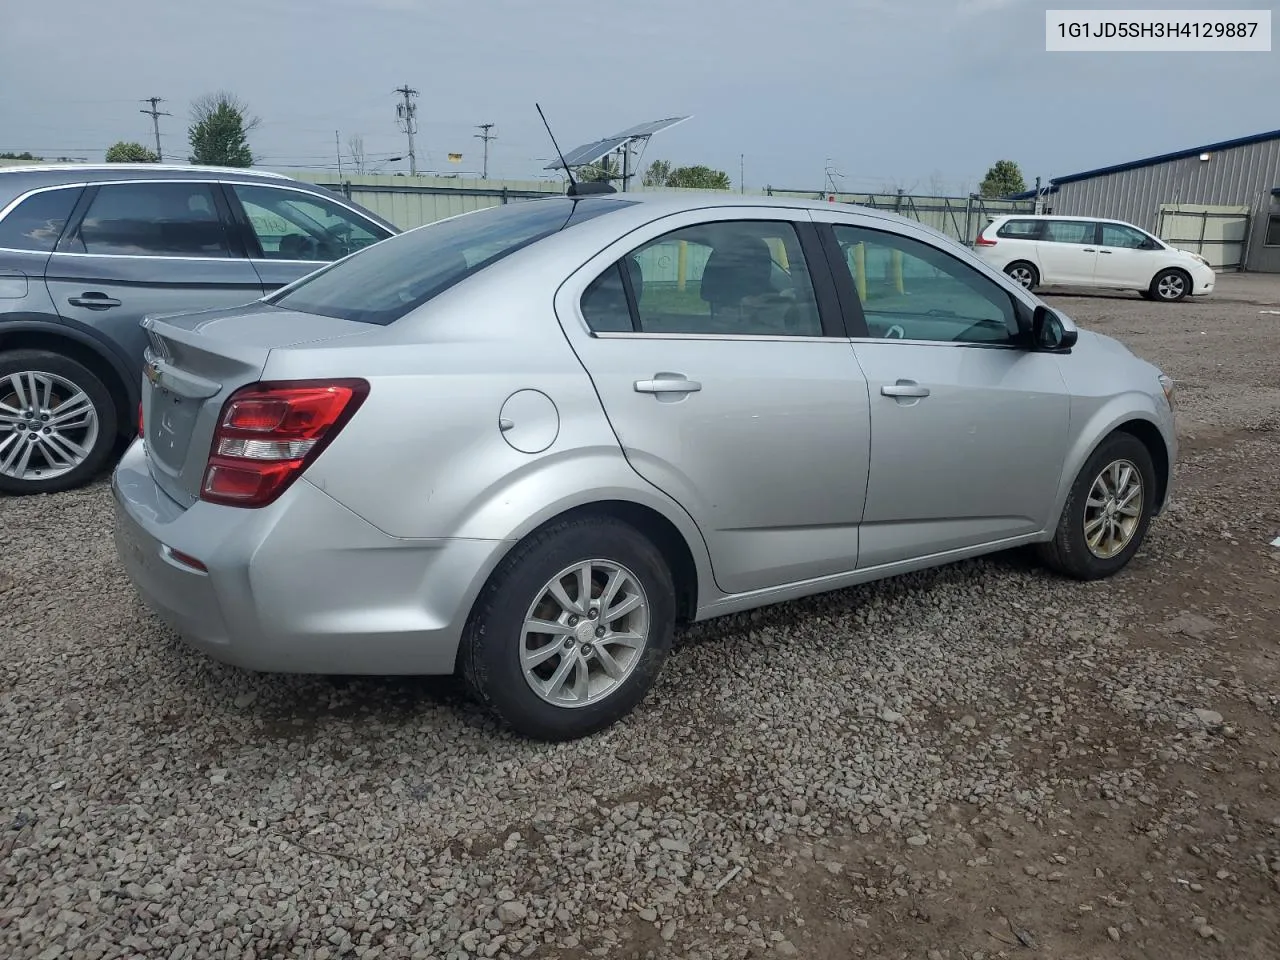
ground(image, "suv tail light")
xmin=200 ymin=379 xmax=369 ymax=508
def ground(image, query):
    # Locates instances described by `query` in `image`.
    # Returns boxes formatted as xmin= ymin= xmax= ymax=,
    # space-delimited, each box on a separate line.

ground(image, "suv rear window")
xmin=0 ymin=186 xmax=82 ymax=253
xmin=267 ymin=196 xmax=635 ymax=325
xmin=995 ymin=219 xmax=1042 ymax=240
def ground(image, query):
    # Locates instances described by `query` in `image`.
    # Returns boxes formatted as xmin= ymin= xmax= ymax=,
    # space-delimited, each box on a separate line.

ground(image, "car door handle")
xmin=67 ymin=293 xmax=122 ymax=309
xmin=881 ymin=380 xmax=930 ymax=398
xmin=1082 ymin=248 xmax=1096 ymax=253
xmin=1098 ymin=249 xmax=1112 ymax=254
xmin=634 ymin=376 xmax=702 ymax=395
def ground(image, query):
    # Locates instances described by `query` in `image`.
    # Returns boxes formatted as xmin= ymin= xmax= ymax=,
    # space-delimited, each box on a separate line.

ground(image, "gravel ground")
xmin=3 ymin=275 xmax=1279 ymax=960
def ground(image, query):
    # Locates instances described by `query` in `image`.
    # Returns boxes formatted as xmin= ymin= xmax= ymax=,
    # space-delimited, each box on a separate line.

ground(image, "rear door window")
xmin=269 ymin=196 xmax=634 ymax=325
xmin=1041 ymin=220 xmax=1097 ymax=245
xmin=1100 ymin=223 xmax=1151 ymax=248
xmin=995 ymin=219 xmax=1043 ymax=240
xmin=0 ymin=187 xmax=83 ymax=253
xmin=64 ymin=182 xmax=233 ymax=257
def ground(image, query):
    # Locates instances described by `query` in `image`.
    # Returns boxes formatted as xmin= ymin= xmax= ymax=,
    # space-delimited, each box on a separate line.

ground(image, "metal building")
xmin=1017 ymin=129 xmax=1280 ymax=272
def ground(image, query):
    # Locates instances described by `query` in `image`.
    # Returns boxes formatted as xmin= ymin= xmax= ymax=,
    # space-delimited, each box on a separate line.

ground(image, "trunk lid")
xmin=140 ymin=302 xmax=376 ymax=507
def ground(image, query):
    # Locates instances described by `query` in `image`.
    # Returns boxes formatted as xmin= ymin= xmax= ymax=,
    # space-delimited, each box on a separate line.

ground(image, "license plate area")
xmin=146 ymin=383 xmax=202 ymax=471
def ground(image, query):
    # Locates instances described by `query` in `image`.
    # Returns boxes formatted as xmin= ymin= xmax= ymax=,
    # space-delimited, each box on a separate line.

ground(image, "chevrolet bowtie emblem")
xmin=145 ymin=360 xmax=162 ymax=387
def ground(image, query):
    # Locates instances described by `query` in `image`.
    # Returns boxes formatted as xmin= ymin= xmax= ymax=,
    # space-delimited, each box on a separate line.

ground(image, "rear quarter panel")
xmin=269 ymin=255 xmax=716 ymax=593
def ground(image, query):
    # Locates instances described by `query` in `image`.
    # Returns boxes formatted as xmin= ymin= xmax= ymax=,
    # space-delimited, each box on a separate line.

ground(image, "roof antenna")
xmin=536 ymin=103 xmax=616 ymax=197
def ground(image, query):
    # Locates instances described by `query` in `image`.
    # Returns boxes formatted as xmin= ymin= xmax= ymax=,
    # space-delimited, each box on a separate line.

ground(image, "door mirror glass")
xmin=1032 ymin=305 xmax=1077 ymax=350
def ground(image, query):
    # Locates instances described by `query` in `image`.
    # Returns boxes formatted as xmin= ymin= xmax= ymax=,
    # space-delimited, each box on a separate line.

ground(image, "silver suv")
xmin=0 ymin=164 xmax=396 ymax=495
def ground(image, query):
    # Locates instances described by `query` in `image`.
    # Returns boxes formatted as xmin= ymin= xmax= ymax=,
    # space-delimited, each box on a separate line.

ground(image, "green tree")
xmin=0 ymin=151 xmax=42 ymax=160
xmin=641 ymin=159 xmax=671 ymax=187
xmin=979 ymin=160 xmax=1026 ymax=198
xmin=105 ymin=141 xmax=159 ymax=163
xmin=665 ymin=164 xmax=731 ymax=190
xmin=188 ymin=91 xmax=259 ymax=167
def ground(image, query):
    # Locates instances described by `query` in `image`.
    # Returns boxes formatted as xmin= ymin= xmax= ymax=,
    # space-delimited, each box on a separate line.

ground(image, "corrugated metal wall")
xmin=1047 ymin=137 xmax=1280 ymax=270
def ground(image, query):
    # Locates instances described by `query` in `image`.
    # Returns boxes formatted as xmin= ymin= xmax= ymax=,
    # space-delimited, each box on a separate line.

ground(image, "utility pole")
xmin=139 ymin=97 xmax=170 ymax=160
xmin=335 ymin=130 xmax=343 ymax=177
xmin=474 ymin=123 xmax=496 ymax=179
xmin=394 ymin=85 xmax=419 ymax=176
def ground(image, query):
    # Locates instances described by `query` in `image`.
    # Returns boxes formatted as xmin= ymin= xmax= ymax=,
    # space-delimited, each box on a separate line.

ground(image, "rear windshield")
xmin=266 ymin=196 xmax=634 ymax=325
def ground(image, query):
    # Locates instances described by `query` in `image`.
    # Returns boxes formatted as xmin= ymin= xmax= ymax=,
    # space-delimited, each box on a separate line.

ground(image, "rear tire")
xmin=0 ymin=350 xmax=118 ymax=496
xmin=1004 ymin=261 xmax=1039 ymax=290
xmin=461 ymin=516 xmax=676 ymax=741
xmin=1150 ymin=268 xmax=1191 ymax=302
xmin=1037 ymin=431 xmax=1157 ymax=581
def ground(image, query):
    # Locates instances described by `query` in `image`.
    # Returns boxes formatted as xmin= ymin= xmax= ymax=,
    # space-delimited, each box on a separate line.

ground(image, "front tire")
xmin=1037 ymin=431 xmax=1157 ymax=581
xmin=461 ymin=517 xmax=676 ymax=741
xmin=0 ymin=350 xmax=118 ymax=495
xmin=1004 ymin=261 xmax=1039 ymax=290
xmin=1150 ymin=268 xmax=1191 ymax=302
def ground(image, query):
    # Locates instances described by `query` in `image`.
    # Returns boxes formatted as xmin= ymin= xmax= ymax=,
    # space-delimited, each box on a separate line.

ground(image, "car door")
xmin=44 ymin=179 xmax=264 ymax=370
xmin=1032 ymin=219 xmax=1100 ymax=285
xmin=814 ymin=216 xmax=1073 ymax=569
xmin=553 ymin=209 xmax=872 ymax=596
xmin=223 ymin=181 xmax=393 ymax=294
xmin=1094 ymin=222 xmax=1160 ymax=288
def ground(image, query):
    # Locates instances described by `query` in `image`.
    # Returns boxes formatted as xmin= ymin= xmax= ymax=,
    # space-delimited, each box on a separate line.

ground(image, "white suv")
xmin=974 ymin=215 xmax=1215 ymax=302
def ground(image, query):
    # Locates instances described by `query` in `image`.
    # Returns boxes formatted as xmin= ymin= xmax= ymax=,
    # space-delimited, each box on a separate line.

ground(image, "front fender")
xmin=1049 ymin=392 xmax=1175 ymax=527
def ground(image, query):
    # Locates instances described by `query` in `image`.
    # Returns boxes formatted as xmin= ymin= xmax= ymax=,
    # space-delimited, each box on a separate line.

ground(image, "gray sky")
xmin=2 ymin=0 xmax=1276 ymax=193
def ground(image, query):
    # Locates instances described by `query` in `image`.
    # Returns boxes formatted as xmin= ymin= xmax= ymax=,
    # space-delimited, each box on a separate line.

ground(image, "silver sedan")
xmin=112 ymin=192 xmax=1177 ymax=741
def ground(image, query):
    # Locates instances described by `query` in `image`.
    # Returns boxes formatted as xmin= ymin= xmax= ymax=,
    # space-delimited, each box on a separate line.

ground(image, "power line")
xmin=394 ymin=85 xmax=418 ymax=176
xmin=139 ymin=97 xmax=170 ymax=160
xmin=474 ymin=123 xmax=496 ymax=179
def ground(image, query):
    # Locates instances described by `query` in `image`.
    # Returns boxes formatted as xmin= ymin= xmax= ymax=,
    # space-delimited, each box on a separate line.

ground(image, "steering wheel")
xmin=883 ymin=324 xmax=906 ymax=339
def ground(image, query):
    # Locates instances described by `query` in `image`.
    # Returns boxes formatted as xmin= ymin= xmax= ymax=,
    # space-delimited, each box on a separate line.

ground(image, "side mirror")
xmin=1032 ymin=305 xmax=1078 ymax=351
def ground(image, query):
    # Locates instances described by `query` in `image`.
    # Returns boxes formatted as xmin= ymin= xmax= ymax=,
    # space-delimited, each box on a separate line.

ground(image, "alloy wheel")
xmin=1157 ymin=273 xmax=1186 ymax=300
xmin=1083 ymin=458 xmax=1144 ymax=559
xmin=0 ymin=370 xmax=100 ymax=481
xmin=1008 ymin=265 xmax=1035 ymax=288
xmin=520 ymin=559 xmax=651 ymax=708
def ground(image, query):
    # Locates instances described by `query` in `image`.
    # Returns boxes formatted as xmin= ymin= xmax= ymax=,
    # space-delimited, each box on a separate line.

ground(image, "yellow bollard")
xmin=891 ymin=249 xmax=903 ymax=295
xmin=853 ymin=243 xmax=867 ymax=301
xmin=677 ymin=240 xmax=687 ymax=291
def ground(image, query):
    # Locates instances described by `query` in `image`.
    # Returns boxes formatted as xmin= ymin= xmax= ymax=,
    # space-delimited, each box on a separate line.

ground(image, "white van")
xmin=974 ymin=215 xmax=1215 ymax=302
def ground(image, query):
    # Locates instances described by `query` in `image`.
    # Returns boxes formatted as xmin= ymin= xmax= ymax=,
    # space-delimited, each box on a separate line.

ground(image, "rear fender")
xmin=443 ymin=446 xmax=718 ymax=607
xmin=0 ymin=312 xmax=138 ymax=422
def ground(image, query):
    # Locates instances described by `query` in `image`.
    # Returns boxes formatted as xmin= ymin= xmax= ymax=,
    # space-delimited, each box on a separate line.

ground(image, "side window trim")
xmin=584 ymin=217 xmax=842 ymax=340
xmin=211 ymin=182 xmax=256 ymax=259
xmin=817 ymin=220 xmax=1028 ymax=348
xmin=54 ymin=184 xmax=100 ymax=255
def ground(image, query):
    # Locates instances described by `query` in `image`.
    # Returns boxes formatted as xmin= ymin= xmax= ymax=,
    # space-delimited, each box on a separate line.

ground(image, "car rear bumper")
xmin=111 ymin=438 xmax=503 ymax=675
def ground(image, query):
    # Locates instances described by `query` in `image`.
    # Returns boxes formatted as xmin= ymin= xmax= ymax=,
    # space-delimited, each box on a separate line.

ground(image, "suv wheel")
xmin=1037 ymin=431 xmax=1157 ymax=581
xmin=1150 ymin=268 xmax=1190 ymax=302
xmin=1004 ymin=261 xmax=1039 ymax=290
xmin=0 ymin=350 xmax=118 ymax=495
xmin=461 ymin=516 xmax=676 ymax=741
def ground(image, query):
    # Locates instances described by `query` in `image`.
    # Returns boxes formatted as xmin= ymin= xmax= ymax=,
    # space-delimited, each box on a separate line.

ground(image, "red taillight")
xmin=200 ymin=379 xmax=369 ymax=508
xmin=975 ymin=234 xmax=997 ymax=247
xmin=138 ymin=402 xmax=144 ymax=434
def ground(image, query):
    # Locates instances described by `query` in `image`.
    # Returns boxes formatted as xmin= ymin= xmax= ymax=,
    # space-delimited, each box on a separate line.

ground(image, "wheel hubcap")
xmin=1084 ymin=459 xmax=1144 ymax=559
xmin=0 ymin=371 xmax=99 ymax=481
xmin=520 ymin=559 xmax=650 ymax=708
xmin=1158 ymin=275 xmax=1184 ymax=299
xmin=1010 ymin=267 xmax=1033 ymax=287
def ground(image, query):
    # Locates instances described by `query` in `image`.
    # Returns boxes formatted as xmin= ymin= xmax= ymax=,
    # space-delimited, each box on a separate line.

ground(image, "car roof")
xmin=991 ymin=213 xmax=1140 ymax=227
xmin=0 ymin=162 xmax=293 ymax=182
